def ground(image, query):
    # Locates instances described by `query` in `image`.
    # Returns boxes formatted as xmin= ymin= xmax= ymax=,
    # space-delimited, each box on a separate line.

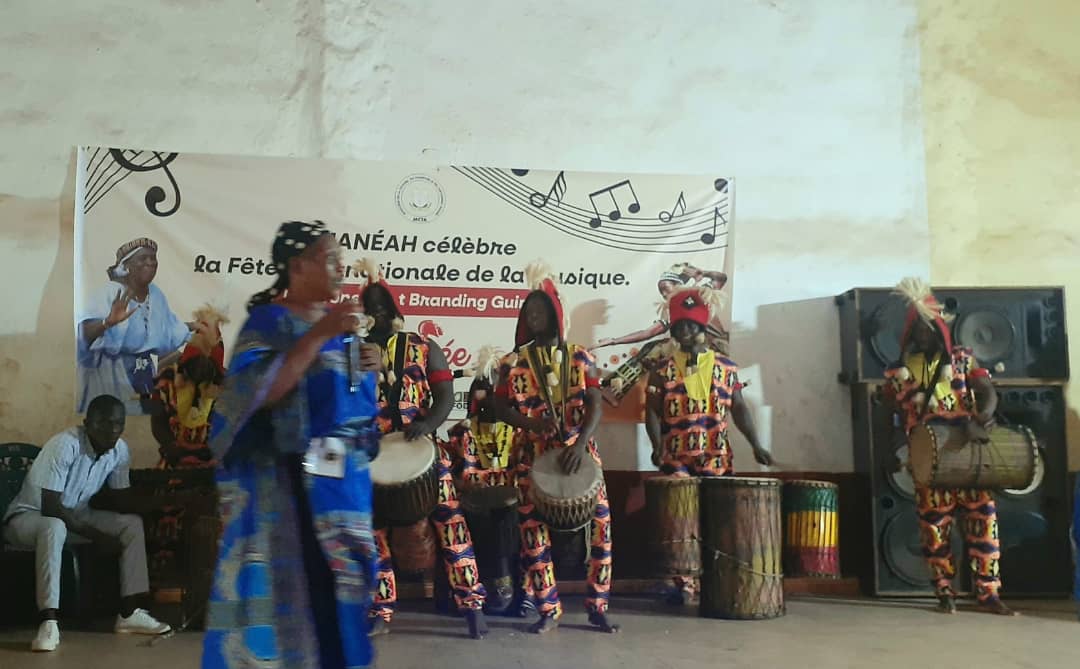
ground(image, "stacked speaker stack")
xmin=835 ymin=287 xmax=1072 ymax=597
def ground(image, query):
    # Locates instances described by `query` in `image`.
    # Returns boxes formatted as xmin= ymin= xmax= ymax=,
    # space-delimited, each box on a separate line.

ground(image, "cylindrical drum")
xmin=782 ymin=480 xmax=840 ymax=579
xmin=644 ymin=476 xmax=701 ymax=578
xmin=461 ymin=485 xmax=521 ymax=615
xmin=371 ymin=433 xmax=439 ymax=527
xmin=699 ymin=477 xmax=784 ymax=620
xmin=389 ymin=518 xmax=437 ymax=575
xmin=908 ymin=422 xmax=1037 ymax=490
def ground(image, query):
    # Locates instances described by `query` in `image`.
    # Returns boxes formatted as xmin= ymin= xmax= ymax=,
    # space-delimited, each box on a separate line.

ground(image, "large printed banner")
xmin=74 ymin=147 xmax=734 ymax=421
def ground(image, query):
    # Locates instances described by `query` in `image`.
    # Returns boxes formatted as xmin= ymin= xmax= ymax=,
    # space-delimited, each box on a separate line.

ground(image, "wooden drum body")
xmin=371 ymin=433 xmax=439 ymax=527
xmin=461 ymin=485 xmax=521 ymax=615
xmin=644 ymin=476 xmax=701 ymax=578
xmin=529 ymin=448 xmax=602 ymax=531
xmin=389 ymin=518 xmax=437 ymax=574
xmin=699 ymin=477 xmax=784 ymax=620
xmin=908 ymin=422 xmax=1037 ymax=490
xmin=782 ymin=480 xmax=840 ymax=579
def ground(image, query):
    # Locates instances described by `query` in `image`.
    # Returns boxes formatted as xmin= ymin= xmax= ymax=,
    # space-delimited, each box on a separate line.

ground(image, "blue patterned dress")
xmin=202 ymin=304 xmax=380 ymax=669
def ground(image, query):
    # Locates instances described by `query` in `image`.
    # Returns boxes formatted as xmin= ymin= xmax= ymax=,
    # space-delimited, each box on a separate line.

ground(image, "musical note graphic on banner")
xmin=714 ymin=178 xmax=728 ymax=193
xmin=588 ymin=180 xmax=641 ymax=228
xmin=658 ymin=191 xmax=687 ymax=223
xmin=511 ymin=169 xmax=530 ymax=177
xmin=529 ymin=170 xmax=568 ymax=208
xmin=700 ymin=207 xmax=726 ymax=245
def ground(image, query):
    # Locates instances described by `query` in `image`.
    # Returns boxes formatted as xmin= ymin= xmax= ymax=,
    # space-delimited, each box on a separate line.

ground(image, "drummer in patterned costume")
xmin=353 ymin=258 xmax=489 ymax=639
xmin=445 ymin=346 xmax=520 ymax=613
xmin=149 ymin=305 xmax=228 ymax=469
xmin=644 ymin=286 xmax=773 ymax=603
xmin=494 ymin=261 xmax=619 ymax=635
xmin=882 ymin=278 xmax=1014 ymax=616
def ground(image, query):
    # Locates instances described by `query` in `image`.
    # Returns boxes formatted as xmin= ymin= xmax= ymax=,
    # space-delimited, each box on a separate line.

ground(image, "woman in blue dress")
xmin=203 ymin=221 xmax=381 ymax=669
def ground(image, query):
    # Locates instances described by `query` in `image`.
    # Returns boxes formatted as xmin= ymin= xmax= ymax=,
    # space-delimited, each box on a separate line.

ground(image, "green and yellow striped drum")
xmin=781 ymin=480 xmax=840 ymax=579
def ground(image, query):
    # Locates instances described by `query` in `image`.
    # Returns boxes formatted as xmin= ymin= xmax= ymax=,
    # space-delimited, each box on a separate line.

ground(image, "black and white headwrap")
xmin=246 ymin=220 xmax=331 ymax=312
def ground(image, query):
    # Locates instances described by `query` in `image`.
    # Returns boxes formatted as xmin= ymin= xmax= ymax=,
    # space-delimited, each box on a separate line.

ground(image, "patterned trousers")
xmin=371 ymin=446 xmax=486 ymax=621
xmin=516 ymin=438 xmax=613 ymax=620
xmin=659 ymin=443 xmax=733 ymax=597
xmin=915 ymin=486 xmax=1002 ymax=602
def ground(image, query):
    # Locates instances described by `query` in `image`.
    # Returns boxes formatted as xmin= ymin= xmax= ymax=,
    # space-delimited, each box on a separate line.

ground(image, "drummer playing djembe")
xmin=354 ymin=259 xmax=490 ymax=639
xmin=494 ymin=261 xmax=620 ymax=635
xmin=882 ymin=278 xmax=1015 ymax=616
xmin=644 ymin=285 xmax=773 ymax=604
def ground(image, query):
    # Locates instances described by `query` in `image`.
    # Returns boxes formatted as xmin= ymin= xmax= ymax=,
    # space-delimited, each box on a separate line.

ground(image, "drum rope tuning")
xmin=710 ymin=549 xmax=785 ymax=579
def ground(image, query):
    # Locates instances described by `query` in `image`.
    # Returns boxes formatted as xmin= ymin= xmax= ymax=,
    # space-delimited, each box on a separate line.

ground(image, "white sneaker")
xmin=114 ymin=609 xmax=171 ymax=635
xmin=31 ymin=620 xmax=60 ymax=652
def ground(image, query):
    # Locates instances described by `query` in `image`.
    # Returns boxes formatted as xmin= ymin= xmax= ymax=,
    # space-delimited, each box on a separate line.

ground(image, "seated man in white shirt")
xmin=2 ymin=394 xmax=171 ymax=652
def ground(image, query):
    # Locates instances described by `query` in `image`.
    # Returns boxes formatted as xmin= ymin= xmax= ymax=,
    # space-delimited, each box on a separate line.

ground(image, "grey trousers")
xmin=3 ymin=509 xmax=150 ymax=611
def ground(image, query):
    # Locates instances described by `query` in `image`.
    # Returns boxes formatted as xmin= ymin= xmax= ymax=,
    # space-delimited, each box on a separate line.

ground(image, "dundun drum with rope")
xmin=699 ymin=477 xmax=784 ymax=620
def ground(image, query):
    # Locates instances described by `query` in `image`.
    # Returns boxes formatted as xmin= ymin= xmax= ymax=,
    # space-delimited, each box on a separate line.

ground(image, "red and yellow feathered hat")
xmin=894 ymin=277 xmax=954 ymax=350
xmin=514 ymin=260 xmax=568 ymax=349
xmin=180 ymin=304 xmax=229 ymax=372
xmin=661 ymin=286 xmax=725 ymax=329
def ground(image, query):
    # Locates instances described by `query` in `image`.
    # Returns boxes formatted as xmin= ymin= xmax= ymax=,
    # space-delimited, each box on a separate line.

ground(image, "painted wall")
xmin=919 ymin=0 xmax=1080 ymax=467
xmin=0 ymin=0 xmax=957 ymax=471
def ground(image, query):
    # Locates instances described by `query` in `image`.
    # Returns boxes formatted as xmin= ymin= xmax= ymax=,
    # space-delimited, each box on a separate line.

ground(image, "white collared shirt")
xmin=3 ymin=426 xmax=130 ymax=522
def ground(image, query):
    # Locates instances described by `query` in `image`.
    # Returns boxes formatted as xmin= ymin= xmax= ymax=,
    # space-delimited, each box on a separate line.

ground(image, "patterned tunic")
xmin=655 ymin=350 xmax=742 ymax=476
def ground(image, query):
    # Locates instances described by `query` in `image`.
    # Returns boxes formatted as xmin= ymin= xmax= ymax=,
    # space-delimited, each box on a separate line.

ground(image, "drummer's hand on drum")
xmin=559 ymin=442 xmax=587 ymax=475
xmin=404 ymin=419 xmax=433 ymax=442
xmin=965 ymin=418 xmax=991 ymax=444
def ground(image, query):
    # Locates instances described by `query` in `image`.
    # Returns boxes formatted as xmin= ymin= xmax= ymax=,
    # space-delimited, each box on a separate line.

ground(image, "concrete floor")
xmin=1 ymin=596 xmax=1078 ymax=669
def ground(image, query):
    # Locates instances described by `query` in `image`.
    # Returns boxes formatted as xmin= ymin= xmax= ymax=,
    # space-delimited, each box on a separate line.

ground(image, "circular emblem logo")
xmin=395 ymin=174 xmax=445 ymax=223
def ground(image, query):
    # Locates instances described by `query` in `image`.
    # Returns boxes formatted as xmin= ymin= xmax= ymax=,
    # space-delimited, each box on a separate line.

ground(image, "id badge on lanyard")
xmin=304 ymin=437 xmax=347 ymax=478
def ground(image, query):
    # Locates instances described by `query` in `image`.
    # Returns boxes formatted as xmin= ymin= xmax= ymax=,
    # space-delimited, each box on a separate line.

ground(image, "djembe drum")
xmin=782 ymin=480 xmax=840 ymax=579
xmin=908 ymin=422 xmax=1038 ymax=489
xmin=529 ymin=448 xmax=602 ymax=531
xmin=699 ymin=477 xmax=784 ymax=620
xmin=371 ymin=433 xmax=439 ymax=527
xmin=644 ymin=476 xmax=701 ymax=579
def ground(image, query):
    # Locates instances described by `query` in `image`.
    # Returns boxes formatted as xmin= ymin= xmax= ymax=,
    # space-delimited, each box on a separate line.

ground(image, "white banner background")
xmin=75 ymin=147 xmax=733 ymax=425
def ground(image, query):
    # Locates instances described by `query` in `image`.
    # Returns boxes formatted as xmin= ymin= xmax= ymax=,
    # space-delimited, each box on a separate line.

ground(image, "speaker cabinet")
xmin=837 ymin=287 xmax=1068 ymax=383
xmin=851 ymin=383 xmax=1072 ymax=597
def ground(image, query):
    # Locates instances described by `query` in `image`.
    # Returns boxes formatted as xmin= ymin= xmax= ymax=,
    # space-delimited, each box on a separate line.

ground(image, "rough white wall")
xmin=0 ymin=0 xmax=927 ymax=470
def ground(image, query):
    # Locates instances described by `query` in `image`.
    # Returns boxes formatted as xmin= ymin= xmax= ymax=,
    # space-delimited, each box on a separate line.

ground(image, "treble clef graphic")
xmin=109 ymin=149 xmax=182 ymax=217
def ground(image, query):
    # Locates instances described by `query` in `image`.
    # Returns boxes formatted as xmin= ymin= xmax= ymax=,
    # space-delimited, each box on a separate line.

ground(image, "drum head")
xmin=785 ymin=479 xmax=838 ymax=490
xmin=531 ymin=448 xmax=600 ymax=499
xmin=701 ymin=476 xmax=780 ymax=489
xmin=1002 ymin=446 xmax=1044 ymax=497
xmin=370 ymin=433 xmax=436 ymax=485
xmin=645 ymin=475 xmax=699 ymax=489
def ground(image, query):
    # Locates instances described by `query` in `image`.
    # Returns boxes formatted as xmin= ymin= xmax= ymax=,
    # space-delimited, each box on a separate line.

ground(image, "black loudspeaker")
xmin=836 ymin=287 xmax=1068 ymax=383
xmin=852 ymin=383 xmax=1072 ymax=597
